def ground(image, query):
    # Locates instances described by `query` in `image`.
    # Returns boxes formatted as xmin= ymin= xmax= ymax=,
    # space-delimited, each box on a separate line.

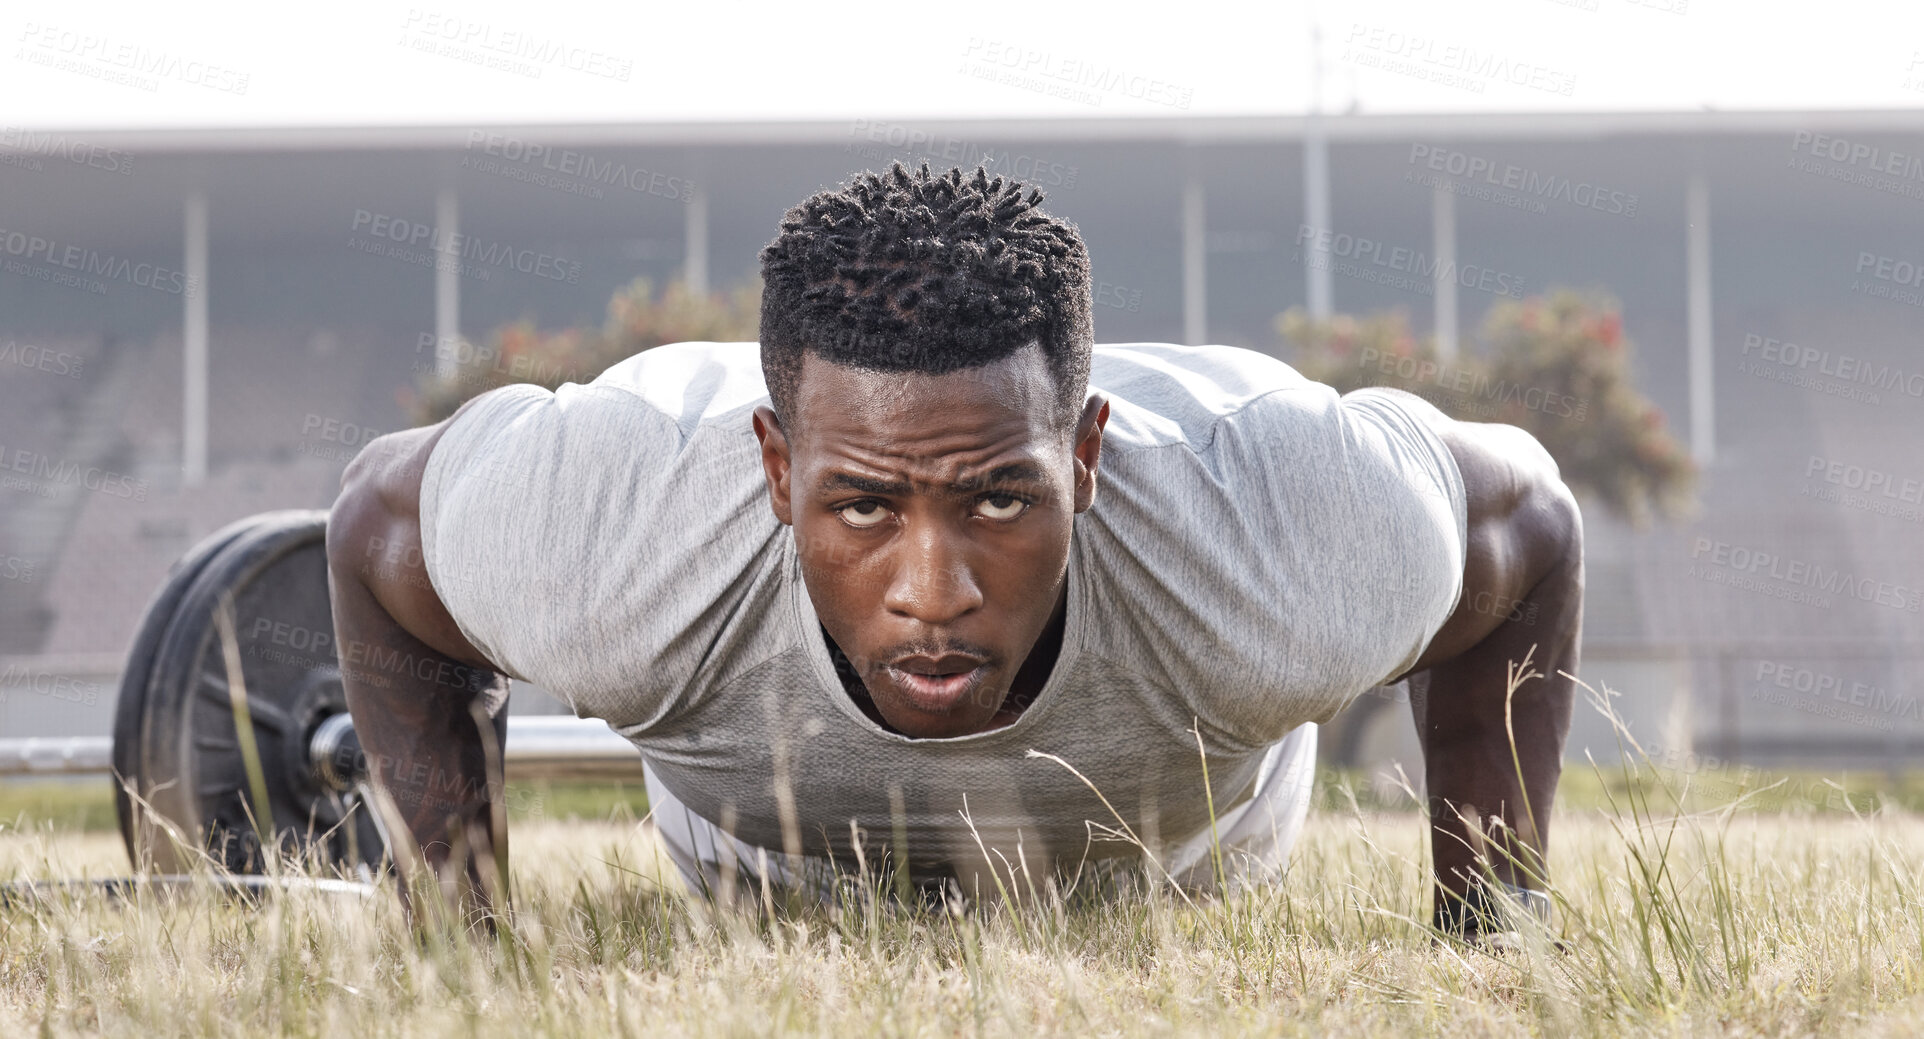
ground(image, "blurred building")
xmin=1 ymin=110 xmax=1920 ymax=772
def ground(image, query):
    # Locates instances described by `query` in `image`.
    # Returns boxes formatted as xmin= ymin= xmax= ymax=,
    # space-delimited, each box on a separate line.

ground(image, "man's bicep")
xmin=328 ymin=413 xmax=494 ymax=670
xmin=1395 ymin=417 xmax=1576 ymax=678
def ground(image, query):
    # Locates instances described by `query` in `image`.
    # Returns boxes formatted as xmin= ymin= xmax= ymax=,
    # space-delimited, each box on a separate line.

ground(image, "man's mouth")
xmin=885 ymin=653 xmax=990 ymax=715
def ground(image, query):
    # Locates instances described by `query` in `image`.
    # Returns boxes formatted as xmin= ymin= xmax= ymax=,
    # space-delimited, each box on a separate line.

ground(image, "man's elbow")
xmin=339 ymin=429 xmax=418 ymax=500
xmin=327 ymin=468 xmax=386 ymax=596
xmin=1531 ymin=469 xmax=1583 ymax=583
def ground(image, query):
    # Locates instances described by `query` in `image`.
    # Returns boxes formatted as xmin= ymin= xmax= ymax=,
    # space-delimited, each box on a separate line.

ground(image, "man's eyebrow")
xmin=818 ymin=461 xmax=1049 ymax=497
xmin=956 ymin=461 xmax=1050 ymax=492
xmin=821 ymin=471 xmax=913 ymax=496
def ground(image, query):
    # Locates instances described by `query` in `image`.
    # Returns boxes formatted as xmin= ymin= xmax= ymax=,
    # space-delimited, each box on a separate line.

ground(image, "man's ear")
xmin=1071 ymin=394 xmax=1108 ymax=513
xmin=751 ymin=405 xmax=794 ymax=526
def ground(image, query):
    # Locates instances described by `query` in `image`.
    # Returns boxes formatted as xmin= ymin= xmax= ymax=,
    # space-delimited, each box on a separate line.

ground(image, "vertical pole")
xmin=1303 ymin=129 xmax=1333 ymax=321
xmin=1303 ymin=22 xmax=1332 ymax=321
xmin=182 ymin=193 xmax=208 ymax=488
xmin=1686 ymin=172 xmax=1715 ymax=466
xmin=435 ymin=188 xmax=460 ymax=380
xmin=684 ymin=182 xmax=709 ymax=296
xmin=1182 ymin=162 xmax=1207 ymax=346
xmin=1431 ymin=180 xmax=1458 ymax=361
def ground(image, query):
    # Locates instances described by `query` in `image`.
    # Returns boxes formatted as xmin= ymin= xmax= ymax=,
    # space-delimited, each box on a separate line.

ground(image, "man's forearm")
xmin=328 ymin=559 xmax=510 ymax=908
xmin=1415 ymin=549 xmax=1581 ymax=929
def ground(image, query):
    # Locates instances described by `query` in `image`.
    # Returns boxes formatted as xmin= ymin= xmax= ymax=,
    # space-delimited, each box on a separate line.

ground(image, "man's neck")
xmin=1002 ymin=577 xmax=1069 ymax=715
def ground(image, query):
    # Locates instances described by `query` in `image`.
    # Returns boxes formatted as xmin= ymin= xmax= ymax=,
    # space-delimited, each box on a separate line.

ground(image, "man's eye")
xmin=837 ymin=501 xmax=890 ymax=528
xmin=974 ymin=494 xmax=1028 ymax=520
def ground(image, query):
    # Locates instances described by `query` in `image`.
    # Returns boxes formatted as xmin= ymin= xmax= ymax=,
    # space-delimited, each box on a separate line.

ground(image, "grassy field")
xmin=2 ymin=754 xmax=1924 ymax=1038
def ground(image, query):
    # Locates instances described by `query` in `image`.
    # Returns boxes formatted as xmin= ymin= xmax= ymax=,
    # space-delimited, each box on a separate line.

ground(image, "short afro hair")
xmin=758 ymin=162 xmax=1094 ymax=432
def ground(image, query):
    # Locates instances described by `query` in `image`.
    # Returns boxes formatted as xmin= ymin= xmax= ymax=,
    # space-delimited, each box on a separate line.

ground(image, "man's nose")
xmin=883 ymin=523 xmax=983 ymax=624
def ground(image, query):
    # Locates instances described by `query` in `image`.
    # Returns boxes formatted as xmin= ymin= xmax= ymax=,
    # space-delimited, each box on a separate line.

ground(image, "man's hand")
xmin=1389 ymin=419 xmax=1584 ymax=941
xmin=326 ymin=399 xmax=512 ymax=928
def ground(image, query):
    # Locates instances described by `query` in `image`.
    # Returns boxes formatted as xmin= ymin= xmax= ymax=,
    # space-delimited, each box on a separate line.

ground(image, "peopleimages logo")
xmin=1802 ymin=455 xmax=1924 ymax=524
xmin=246 ymin=616 xmax=494 ymax=695
xmin=1739 ymin=333 xmax=1924 ymax=400
xmin=0 ymin=126 xmax=132 ymax=175
xmin=14 ymin=22 xmax=251 ymax=94
xmin=1787 ymin=131 xmax=1924 ymax=202
xmin=1753 ymin=661 xmax=1919 ymax=727
xmin=399 ymin=10 xmax=633 ymax=82
xmin=1805 ymin=456 xmax=1923 ymax=504
xmin=0 ymin=226 xmax=194 ymax=295
xmin=1851 ymin=251 xmax=1924 ymax=308
xmin=462 ymin=132 xmax=692 ymax=203
xmin=1405 ymin=144 xmax=1638 ymax=217
xmin=1856 ymin=251 xmax=1924 ymax=287
xmin=414 ymin=333 xmax=571 ymax=373
xmin=0 ymin=665 xmax=99 ymax=706
xmin=1354 ymin=346 xmax=1586 ymax=420
xmin=348 ymin=210 xmax=581 ymax=284
xmin=1296 ymin=225 xmax=1527 ymax=298
xmin=958 ymin=38 xmax=1193 ymax=109
xmin=1688 ymin=537 xmax=1922 ymax=613
xmin=1791 ymin=131 xmax=1924 ymax=182
xmin=0 ymin=445 xmax=145 ymax=501
xmin=0 ymin=340 xmax=84 ymax=377
xmin=1342 ymin=24 xmax=1577 ymax=96
xmin=846 ymin=120 xmax=1081 ymax=191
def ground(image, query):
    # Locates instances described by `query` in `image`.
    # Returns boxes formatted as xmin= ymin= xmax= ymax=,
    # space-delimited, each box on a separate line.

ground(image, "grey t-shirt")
xmin=419 ymin=341 xmax=1466 ymax=878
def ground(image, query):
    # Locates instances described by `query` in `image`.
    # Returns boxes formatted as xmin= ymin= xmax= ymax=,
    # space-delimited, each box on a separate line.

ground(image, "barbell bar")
xmin=0 ymin=715 xmax=647 ymax=780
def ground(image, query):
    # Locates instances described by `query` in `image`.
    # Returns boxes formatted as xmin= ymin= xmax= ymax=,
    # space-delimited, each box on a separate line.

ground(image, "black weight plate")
xmin=112 ymin=513 xmax=264 ymax=866
xmin=129 ymin=509 xmax=384 ymax=875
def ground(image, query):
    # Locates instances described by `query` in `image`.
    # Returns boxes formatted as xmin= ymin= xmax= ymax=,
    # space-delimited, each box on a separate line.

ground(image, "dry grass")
xmin=3 ymin=777 xmax=1923 ymax=1037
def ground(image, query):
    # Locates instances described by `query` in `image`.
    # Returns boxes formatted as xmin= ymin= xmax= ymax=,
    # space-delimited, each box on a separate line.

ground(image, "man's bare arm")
xmin=325 ymin=397 xmax=511 ymax=918
xmin=1390 ymin=419 xmax=1584 ymax=936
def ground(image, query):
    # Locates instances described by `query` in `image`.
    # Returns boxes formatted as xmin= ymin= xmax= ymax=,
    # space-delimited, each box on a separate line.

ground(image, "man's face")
xmin=752 ymin=342 xmax=1106 ymax=739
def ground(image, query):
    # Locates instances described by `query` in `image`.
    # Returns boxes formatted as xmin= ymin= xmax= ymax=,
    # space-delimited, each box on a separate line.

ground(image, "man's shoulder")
xmin=581 ymin=341 xmax=769 ymax=433
xmin=575 ymin=339 xmax=1341 ymax=450
xmin=1076 ymin=345 xmax=1471 ymax=731
xmin=1088 ymin=342 xmax=1336 ymax=451
xmin=421 ymin=341 xmax=789 ymax=729
xmin=586 ymin=339 xmax=1325 ymax=423
xmin=1093 ymin=342 xmax=1306 ymax=393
